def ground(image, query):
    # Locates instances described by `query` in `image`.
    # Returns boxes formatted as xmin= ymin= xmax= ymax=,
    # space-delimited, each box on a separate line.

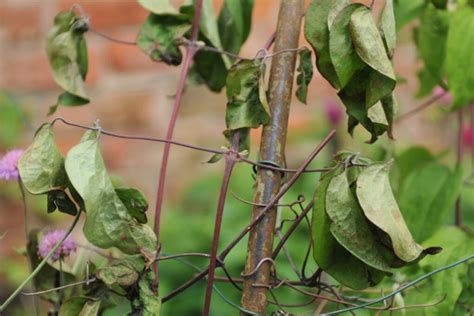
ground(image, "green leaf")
xmin=192 ymin=0 xmax=253 ymax=92
xmin=19 ymin=124 xmax=68 ymax=194
xmin=329 ymin=4 xmax=366 ymax=89
xmin=431 ymin=0 xmax=448 ymax=9
xmin=304 ymin=0 xmax=350 ymax=89
xmin=225 ymin=60 xmax=269 ymax=130
xmin=416 ymin=66 xmax=439 ymax=97
xmin=338 ymin=68 xmax=389 ymax=143
xmin=404 ymin=226 xmax=474 ymax=316
xmin=46 ymin=11 xmax=89 ymax=103
xmin=115 ymin=187 xmax=149 ymax=224
xmin=137 ymin=11 xmax=192 ymax=65
xmin=356 ymin=162 xmax=424 ymax=263
xmin=312 ymin=167 xmax=385 ymax=289
xmin=379 ymin=0 xmax=396 ymax=59
xmin=295 ymin=48 xmax=314 ymax=104
xmin=205 ymin=153 xmax=223 ymax=164
xmin=417 ymin=4 xmax=449 ymax=88
xmin=399 ymin=163 xmax=463 ymax=242
xmin=454 ymin=264 xmax=474 ymax=315
xmin=59 ymin=297 xmax=88 ymax=316
xmin=349 ymin=6 xmax=396 ymax=108
xmin=27 ymin=230 xmax=76 ymax=305
xmin=392 ymin=146 xmax=436 ymax=193
xmin=393 ymin=0 xmax=427 ymax=31
xmin=79 ymin=300 xmax=101 ymax=316
xmin=191 ymin=0 xmax=230 ymax=92
xmin=65 ymin=136 xmax=157 ymax=254
xmin=96 ymin=257 xmax=145 ymax=288
xmin=217 ymin=0 xmax=254 ymax=55
xmin=138 ymin=0 xmax=178 ymax=15
xmin=447 ymin=5 xmax=474 ymax=109
xmin=326 ymin=169 xmax=391 ymax=272
xmin=381 ymin=94 xmax=398 ymax=139
xmin=135 ymin=271 xmax=161 ymax=316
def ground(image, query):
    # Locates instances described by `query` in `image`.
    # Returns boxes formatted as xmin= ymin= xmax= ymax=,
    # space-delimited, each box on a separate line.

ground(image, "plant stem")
xmin=455 ymin=109 xmax=464 ymax=226
xmin=162 ymin=131 xmax=335 ymax=303
xmin=152 ymin=0 xmax=204 ymax=292
xmin=203 ymin=132 xmax=240 ymax=316
xmin=0 ymin=210 xmax=81 ymax=312
xmin=241 ymin=0 xmax=304 ymax=313
xmin=18 ymin=179 xmax=39 ymax=316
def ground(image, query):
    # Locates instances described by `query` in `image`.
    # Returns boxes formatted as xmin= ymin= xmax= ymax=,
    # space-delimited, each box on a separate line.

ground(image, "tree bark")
xmin=241 ymin=0 xmax=304 ymax=314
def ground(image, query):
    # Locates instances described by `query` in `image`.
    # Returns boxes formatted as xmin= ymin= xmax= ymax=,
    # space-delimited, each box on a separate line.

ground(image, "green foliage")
xmin=312 ymin=166 xmax=387 ymax=290
xmin=46 ymin=11 xmax=89 ymax=114
xmin=59 ymin=297 xmax=100 ymax=316
xmin=403 ymin=227 xmax=474 ymax=315
xmin=224 ymin=60 xmax=269 ymax=152
xmin=393 ymin=0 xmax=427 ymax=31
xmin=446 ymin=4 xmax=474 ymax=109
xmin=65 ymin=131 xmax=157 ymax=255
xmin=18 ymin=124 xmax=83 ymax=216
xmin=192 ymin=0 xmax=254 ymax=92
xmin=295 ymin=48 xmax=314 ymax=104
xmin=305 ymin=1 xmax=397 ymax=142
xmin=96 ymin=256 xmax=144 ymax=288
xmin=137 ymin=8 xmax=193 ymax=65
xmin=416 ymin=4 xmax=449 ymax=89
xmin=312 ymin=154 xmax=438 ymax=290
xmin=356 ymin=162 xmax=424 ymax=263
xmin=138 ymin=0 xmax=178 ymax=15
xmin=19 ymin=124 xmax=67 ymax=194
xmin=399 ymin=163 xmax=463 ymax=242
xmin=0 ymin=92 xmax=24 ymax=148
xmin=380 ymin=0 xmax=396 ymax=59
xmin=304 ymin=0 xmax=348 ymax=89
xmin=115 ymin=188 xmax=149 ymax=224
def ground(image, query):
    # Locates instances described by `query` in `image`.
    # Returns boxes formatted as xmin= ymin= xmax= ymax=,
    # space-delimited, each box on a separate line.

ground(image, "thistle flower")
xmin=324 ymin=99 xmax=343 ymax=126
xmin=0 ymin=149 xmax=24 ymax=182
xmin=38 ymin=230 xmax=77 ymax=262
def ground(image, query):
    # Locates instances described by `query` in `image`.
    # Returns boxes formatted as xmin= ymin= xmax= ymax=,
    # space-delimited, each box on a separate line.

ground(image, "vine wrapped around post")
xmin=241 ymin=0 xmax=304 ymax=313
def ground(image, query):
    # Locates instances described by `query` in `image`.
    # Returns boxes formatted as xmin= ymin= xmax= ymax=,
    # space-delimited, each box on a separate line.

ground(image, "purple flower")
xmin=433 ymin=86 xmax=452 ymax=105
xmin=0 ymin=149 xmax=24 ymax=182
xmin=38 ymin=230 xmax=77 ymax=262
xmin=324 ymin=99 xmax=343 ymax=126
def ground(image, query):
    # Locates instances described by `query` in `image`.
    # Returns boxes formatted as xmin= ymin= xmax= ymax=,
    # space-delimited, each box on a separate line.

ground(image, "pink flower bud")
xmin=324 ymin=99 xmax=343 ymax=126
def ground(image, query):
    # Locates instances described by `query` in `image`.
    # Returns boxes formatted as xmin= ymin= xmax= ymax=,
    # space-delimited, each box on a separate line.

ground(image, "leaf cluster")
xmin=312 ymin=152 xmax=439 ymax=289
xmin=304 ymin=0 xmax=397 ymax=142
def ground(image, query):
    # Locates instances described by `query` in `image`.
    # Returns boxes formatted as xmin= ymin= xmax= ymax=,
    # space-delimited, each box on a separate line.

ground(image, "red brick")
xmin=0 ymin=3 xmax=42 ymax=41
xmin=59 ymin=0 xmax=148 ymax=30
xmin=0 ymin=46 xmax=100 ymax=91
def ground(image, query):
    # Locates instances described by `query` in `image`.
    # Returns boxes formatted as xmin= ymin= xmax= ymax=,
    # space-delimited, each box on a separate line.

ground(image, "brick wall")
xmin=0 ymin=0 xmax=449 ymax=219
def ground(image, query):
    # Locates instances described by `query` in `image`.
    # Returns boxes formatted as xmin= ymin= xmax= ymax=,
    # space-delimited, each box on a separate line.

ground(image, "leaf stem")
xmin=152 ymin=0 xmax=204 ymax=293
xmin=203 ymin=132 xmax=240 ymax=315
xmin=0 ymin=210 xmax=82 ymax=312
xmin=18 ymin=179 xmax=39 ymax=316
xmin=161 ymin=130 xmax=335 ymax=303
